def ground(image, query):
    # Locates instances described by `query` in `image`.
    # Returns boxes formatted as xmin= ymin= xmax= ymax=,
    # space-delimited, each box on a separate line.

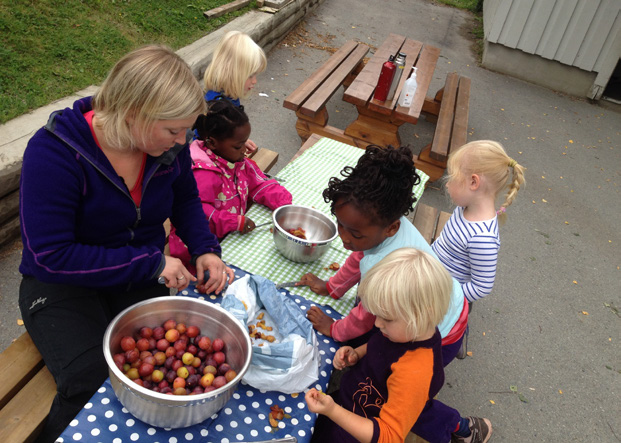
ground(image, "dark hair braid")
xmin=193 ymin=98 xmax=249 ymax=141
xmin=323 ymin=145 xmax=421 ymax=226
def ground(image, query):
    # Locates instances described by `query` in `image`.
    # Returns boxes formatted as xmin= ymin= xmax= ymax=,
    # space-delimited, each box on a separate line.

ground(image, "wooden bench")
xmin=0 ymin=332 xmax=56 ymax=443
xmin=412 ymin=202 xmax=451 ymax=244
xmin=283 ymin=40 xmax=370 ymax=145
xmin=416 ymin=72 xmax=471 ymax=182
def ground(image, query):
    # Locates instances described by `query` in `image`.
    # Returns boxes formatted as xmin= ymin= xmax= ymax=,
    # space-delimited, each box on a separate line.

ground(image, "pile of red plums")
xmin=113 ymin=319 xmax=237 ymax=395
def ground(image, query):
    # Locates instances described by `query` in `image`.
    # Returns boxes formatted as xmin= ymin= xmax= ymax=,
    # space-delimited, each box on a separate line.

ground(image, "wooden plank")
xmin=292 ymin=133 xmax=322 ymax=162
xmin=430 ymin=73 xmax=458 ymax=162
xmin=0 ymin=216 xmax=20 ymax=250
xmin=395 ymin=44 xmax=441 ymax=122
xmin=0 ymin=333 xmax=45 ymax=410
xmin=283 ymin=41 xmax=360 ymax=111
xmin=248 ymin=148 xmax=279 ymax=173
xmin=435 ymin=210 xmax=452 ymax=242
xmin=412 ymin=203 xmax=439 ymax=244
xmin=0 ymin=190 xmax=19 ymax=226
xmin=343 ymin=33 xmax=406 ymax=107
xmin=300 ymin=44 xmax=369 ymax=117
xmin=203 ymin=0 xmax=251 ymax=19
xmin=0 ymin=366 xmax=56 ymax=443
xmin=449 ymin=76 xmax=471 ymax=154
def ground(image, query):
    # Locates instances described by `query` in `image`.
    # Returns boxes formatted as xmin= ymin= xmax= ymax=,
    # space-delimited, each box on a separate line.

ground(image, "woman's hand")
xmin=194 ymin=253 xmax=235 ymax=294
xmin=305 ymin=388 xmax=334 ymax=415
xmin=160 ymin=256 xmax=196 ymax=290
xmin=244 ymin=139 xmax=258 ymax=155
xmin=297 ymin=273 xmax=329 ymax=296
xmin=333 ymin=346 xmax=360 ymax=370
xmin=241 ymin=217 xmax=256 ymax=234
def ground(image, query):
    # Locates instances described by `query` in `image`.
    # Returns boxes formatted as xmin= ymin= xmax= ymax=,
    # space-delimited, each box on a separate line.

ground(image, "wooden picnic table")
xmin=284 ymin=33 xmax=471 ymax=182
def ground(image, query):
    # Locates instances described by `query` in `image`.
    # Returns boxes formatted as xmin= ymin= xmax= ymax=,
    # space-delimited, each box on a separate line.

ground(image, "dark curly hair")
xmin=323 ymin=145 xmax=421 ymax=226
xmin=193 ymin=98 xmax=248 ymax=141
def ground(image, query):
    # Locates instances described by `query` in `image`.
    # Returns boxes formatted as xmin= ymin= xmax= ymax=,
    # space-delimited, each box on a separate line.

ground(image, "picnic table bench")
xmin=284 ymin=34 xmax=471 ymax=182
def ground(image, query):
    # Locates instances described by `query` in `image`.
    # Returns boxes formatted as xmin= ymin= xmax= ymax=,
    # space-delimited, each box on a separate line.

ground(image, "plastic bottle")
xmin=398 ymin=67 xmax=418 ymax=107
xmin=373 ymin=55 xmax=396 ymax=102
xmin=386 ymin=52 xmax=406 ymax=101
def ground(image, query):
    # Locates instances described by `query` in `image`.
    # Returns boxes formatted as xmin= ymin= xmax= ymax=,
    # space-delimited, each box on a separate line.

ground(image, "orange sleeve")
xmin=374 ymin=348 xmax=435 ymax=443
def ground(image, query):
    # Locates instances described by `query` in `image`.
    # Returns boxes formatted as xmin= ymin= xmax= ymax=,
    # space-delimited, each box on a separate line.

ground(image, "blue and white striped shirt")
xmin=432 ymin=207 xmax=500 ymax=302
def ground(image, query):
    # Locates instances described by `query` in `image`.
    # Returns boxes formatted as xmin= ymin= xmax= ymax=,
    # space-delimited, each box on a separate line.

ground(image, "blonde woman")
xmin=18 ymin=45 xmax=233 ymax=442
xmin=203 ymin=30 xmax=267 ymax=153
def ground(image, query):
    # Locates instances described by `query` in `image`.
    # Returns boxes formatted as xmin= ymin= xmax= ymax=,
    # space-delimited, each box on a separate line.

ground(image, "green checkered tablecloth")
xmin=220 ymin=137 xmax=429 ymax=316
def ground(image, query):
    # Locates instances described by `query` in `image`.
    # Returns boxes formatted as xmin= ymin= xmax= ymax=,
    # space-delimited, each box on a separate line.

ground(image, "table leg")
xmin=344 ymin=105 xmax=403 ymax=148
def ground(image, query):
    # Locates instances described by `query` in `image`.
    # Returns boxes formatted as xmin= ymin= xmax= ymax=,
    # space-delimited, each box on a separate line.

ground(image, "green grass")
xmin=0 ymin=0 xmax=254 ymax=124
xmin=435 ymin=0 xmax=482 ymax=13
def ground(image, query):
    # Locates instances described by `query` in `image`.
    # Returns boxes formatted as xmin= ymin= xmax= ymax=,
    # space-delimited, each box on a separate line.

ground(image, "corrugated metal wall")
xmin=485 ymin=0 xmax=620 ymax=74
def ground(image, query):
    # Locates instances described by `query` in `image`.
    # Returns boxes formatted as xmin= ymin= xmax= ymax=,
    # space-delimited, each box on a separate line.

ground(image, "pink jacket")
xmin=169 ymin=140 xmax=292 ymax=266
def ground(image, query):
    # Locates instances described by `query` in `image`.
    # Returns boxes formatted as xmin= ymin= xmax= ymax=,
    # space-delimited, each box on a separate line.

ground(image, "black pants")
xmin=19 ymin=276 xmax=168 ymax=443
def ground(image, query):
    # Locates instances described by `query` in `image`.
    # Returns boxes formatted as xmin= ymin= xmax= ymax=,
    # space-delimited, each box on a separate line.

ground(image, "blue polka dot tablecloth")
xmin=57 ymin=266 xmax=342 ymax=443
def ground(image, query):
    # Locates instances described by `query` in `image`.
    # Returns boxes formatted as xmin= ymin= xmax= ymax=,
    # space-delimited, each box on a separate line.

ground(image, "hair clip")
xmin=508 ymin=159 xmax=517 ymax=168
xmin=496 ymin=207 xmax=506 ymax=215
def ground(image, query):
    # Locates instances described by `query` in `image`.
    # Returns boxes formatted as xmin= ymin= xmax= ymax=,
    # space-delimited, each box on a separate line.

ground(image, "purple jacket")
xmin=19 ymin=97 xmax=221 ymax=289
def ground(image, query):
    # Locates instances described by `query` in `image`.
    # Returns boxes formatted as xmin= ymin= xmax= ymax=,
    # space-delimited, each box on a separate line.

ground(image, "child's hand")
xmin=305 ymin=388 xmax=334 ymax=415
xmin=244 ymin=139 xmax=258 ymax=155
xmin=298 ymin=273 xmax=329 ymax=296
xmin=334 ymin=346 xmax=359 ymax=370
xmin=241 ymin=217 xmax=256 ymax=234
xmin=307 ymin=306 xmax=334 ymax=337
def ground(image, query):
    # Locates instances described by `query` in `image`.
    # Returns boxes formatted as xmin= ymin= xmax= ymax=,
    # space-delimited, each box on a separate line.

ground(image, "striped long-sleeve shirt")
xmin=432 ymin=206 xmax=500 ymax=302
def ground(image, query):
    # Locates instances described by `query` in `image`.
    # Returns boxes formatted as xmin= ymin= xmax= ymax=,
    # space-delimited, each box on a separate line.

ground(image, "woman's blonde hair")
xmin=359 ymin=248 xmax=452 ymax=341
xmin=447 ymin=140 xmax=526 ymax=224
xmin=203 ymin=31 xmax=267 ymax=100
xmin=92 ymin=45 xmax=206 ymax=151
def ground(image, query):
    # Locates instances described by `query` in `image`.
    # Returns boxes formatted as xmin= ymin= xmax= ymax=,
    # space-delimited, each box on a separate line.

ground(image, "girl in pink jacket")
xmin=169 ymin=99 xmax=291 ymax=271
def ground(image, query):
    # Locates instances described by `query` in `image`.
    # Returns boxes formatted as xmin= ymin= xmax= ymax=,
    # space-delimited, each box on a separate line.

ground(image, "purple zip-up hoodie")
xmin=19 ymin=97 xmax=221 ymax=290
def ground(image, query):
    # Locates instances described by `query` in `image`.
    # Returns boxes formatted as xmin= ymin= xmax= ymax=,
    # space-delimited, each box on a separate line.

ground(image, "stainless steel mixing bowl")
xmin=272 ymin=204 xmax=338 ymax=263
xmin=103 ymin=296 xmax=251 ymax=428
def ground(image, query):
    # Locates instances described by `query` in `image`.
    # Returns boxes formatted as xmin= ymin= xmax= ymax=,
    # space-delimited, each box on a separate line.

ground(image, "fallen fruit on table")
xmin=115 ymin=318 xmax=237 ymax=395
xmin=268 ymin=404 xmax=290 ymax=428
xmin=325 ymin=262 xmax=340 ymax=271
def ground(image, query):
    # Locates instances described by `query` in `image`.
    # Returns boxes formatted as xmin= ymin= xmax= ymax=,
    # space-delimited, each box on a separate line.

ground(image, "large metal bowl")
xmin=103 ymin=296 xmax=251 ymax=429
xmin=272 ymin=204 xmax=338 ymax=263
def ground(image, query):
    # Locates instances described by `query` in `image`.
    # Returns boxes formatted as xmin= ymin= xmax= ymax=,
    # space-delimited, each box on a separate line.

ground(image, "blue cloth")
xmin=359 ymin=216 xmax=464 ymax=338
xmin=19 ymin=97 xmax=220 ymax=289
xmin=57 ymin=266 xmax=342 ymax=443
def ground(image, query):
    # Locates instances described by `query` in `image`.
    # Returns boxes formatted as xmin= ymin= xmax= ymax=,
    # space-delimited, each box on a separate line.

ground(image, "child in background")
xmin=168 ymin=99 xmax=291 ymax=276
xmin=300 ymin=145 xmax=467 ymax=365
xmin=203 ymin=30 xmax=267 ymax=154
xmin=306 ymin=248 xmax=455 ymax=442
xmin=432 ymin=140 xmax=525 ymax=358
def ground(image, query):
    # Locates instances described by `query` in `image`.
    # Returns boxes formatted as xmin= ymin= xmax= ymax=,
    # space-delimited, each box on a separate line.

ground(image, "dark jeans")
xmin=19 ymin=276 xmax=168 ymax=443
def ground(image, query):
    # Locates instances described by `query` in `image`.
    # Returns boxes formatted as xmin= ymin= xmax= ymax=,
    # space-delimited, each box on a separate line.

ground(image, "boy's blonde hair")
xmin=203 ymin=31 xmax=267 ymax=100
xmin=359 ymin=248 xmax=452 ymax=340
xmin=92 ymin=45 xmax=206 ymax=151
xmin=447 ymin=140 xmax=526 ymax=224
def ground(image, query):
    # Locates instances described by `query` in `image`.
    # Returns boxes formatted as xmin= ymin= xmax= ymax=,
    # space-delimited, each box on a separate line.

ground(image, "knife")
xmin=275 ymin=281 xmax=299 ymax=289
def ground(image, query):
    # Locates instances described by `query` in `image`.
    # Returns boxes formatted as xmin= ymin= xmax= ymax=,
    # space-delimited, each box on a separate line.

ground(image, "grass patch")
xmin=435 ymin=0 xmax=482 ymax=13
xmin=0 ymin=0 xmax=254 ymax=124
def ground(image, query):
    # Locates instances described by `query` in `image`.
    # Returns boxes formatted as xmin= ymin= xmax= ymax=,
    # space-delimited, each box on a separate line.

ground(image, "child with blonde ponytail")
xmin=432 ymin=140 xmax=525 ymax=360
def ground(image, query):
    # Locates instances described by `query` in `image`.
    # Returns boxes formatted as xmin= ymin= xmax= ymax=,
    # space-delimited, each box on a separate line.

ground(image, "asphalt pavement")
xmin=1 ymin=0 xmax=619 ymax=441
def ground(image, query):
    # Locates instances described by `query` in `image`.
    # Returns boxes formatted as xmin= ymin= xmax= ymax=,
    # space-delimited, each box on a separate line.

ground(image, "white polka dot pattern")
xmin=58 ymin=267 xmax=342 ymax=443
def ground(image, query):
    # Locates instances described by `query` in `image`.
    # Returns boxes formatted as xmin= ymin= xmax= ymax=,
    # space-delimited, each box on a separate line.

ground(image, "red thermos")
xmin=373 ymin=55 xmax=396 ymax=102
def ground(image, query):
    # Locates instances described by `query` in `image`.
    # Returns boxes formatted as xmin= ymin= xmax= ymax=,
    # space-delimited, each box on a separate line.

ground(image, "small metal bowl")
xmin=103 ymin=296 xmax=251 ymax=429
xmin=272 ymin=204 xmax=338 ymax=263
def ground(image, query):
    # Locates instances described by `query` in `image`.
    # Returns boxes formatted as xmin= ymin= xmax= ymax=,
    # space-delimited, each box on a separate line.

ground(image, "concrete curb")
xmin=0 ymin=0 xmax=323 ymax=248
